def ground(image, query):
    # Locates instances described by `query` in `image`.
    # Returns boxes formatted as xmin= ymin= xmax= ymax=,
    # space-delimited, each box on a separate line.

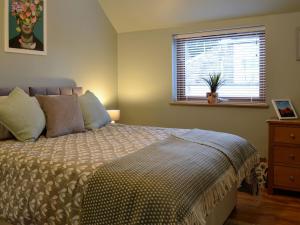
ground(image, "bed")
xmin=0 ymin=87 xmax=258 ymax=225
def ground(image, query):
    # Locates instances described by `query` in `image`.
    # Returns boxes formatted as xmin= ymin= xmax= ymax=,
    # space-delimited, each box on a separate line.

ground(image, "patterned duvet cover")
xmin=0 ymin=124 xmax=258 ymax=225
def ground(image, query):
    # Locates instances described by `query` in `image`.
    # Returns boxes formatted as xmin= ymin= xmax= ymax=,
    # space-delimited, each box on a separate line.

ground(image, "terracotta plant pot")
xmin=206 ymin=92 xmax=218 ymax=104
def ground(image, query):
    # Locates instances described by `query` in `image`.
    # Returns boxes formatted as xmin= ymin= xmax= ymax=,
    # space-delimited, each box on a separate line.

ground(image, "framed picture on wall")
xmin=272 ymin=99 xmax=298 ymax=120
xmin=4 ymin=0 xmax=47 ymax=55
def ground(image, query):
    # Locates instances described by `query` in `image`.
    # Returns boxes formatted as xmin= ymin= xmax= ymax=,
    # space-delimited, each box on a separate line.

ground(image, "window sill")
xmin=170 ymin=101 xmax=269 ymax=108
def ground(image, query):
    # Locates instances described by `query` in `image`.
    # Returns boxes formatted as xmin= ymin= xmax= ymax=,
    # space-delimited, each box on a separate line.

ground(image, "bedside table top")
xmin=267 ymin=118 xmax=300 ymax=125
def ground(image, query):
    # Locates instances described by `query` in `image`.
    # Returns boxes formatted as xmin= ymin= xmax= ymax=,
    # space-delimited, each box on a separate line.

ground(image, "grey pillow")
xmin=0 ymin=87 xmax=46 ymax=141
xmin=79 ymin=91 xmax=111 ymax=129
xmin=36 ymin=95 xmax=85 ymax=138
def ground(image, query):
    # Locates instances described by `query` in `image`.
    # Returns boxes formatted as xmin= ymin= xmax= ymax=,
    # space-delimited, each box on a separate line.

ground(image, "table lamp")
xmin=107 ymin=110 xmax=120 ymax=123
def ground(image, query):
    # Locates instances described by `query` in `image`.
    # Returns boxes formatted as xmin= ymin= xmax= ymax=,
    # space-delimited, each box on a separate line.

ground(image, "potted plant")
xmin=202 ymin=73 xmax=225 ymax=104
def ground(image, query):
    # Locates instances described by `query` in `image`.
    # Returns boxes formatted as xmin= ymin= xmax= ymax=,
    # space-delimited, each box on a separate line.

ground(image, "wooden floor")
xmin=1 ymin=189 xmax=300 ymax=225
xmin=230 ymin=189 xmax=300 ymax=225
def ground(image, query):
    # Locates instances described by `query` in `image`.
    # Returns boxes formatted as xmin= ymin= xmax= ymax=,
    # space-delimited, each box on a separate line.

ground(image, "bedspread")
xmin=0 ymin=124 xmax=258 ymax=225
xmin=0 ymin=124 xmax=186 ymax=225
xmin=81 ymin=129 xmax=258 ymax=225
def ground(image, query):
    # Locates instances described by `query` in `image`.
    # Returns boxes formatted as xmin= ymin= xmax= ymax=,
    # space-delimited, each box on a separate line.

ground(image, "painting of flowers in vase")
xmin=4 ymin=0 xmax=47 ymax=55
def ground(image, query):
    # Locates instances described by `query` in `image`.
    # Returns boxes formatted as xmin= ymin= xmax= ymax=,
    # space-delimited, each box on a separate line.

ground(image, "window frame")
xmin=172 ymin=26 xmax=266 ymax=104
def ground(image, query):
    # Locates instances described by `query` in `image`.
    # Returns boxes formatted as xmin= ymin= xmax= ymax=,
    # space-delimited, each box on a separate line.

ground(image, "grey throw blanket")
xmin=174 ymin=129 xmax=257 ymax=172
xmin=81 ymin=129 xmax=258 ymax=225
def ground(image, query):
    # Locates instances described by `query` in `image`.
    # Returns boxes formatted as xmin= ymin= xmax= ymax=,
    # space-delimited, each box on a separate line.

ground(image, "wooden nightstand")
xmin=267 ymin=119 xmax=300 ymax=194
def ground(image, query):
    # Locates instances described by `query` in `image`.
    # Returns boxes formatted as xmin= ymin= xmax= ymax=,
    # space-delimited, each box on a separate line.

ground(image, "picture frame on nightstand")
xmin=272 ymin=99 xmax=298 ymax=120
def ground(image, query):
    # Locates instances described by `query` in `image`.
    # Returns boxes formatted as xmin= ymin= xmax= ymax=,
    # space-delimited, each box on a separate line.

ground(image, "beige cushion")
xmin=36 ymin=95 xmax=85 ymax=138
xmin=0 ymin=87 xmax=46 ymax=141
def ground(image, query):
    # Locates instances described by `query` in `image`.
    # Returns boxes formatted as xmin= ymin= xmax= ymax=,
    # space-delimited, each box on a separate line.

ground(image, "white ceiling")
xmin=98 ymin=0 xmax=300 ymax=33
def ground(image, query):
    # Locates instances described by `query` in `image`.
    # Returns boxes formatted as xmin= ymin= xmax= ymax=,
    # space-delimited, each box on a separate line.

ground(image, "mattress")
xmin=0 ymin=124 xmax=257 ymax=225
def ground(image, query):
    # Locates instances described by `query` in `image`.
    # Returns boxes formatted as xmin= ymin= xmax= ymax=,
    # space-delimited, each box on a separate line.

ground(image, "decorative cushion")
xmin=79 ymin=91 xmax=111 ymax=129
xmin=60 ymin=87 xmax=73 ymax=96
xmin=0 ymin=87 xmax=46 ymax=141
xmin=29 ymin=87 xmax=83 ymax=96
xmin=60 ymin=87 xmax=83 ymax=96
xmin=72 ymin=87 xmax=83 ymax=96
xmin=29 ymin=87 xmax=47 ymax=96
xmin=46 ymin=87 xmax=61 ymax=95
xmin=36 ymin=95 xmax=85 ymax=138
xmin=0 ymin=87 xmax=29 ymax=96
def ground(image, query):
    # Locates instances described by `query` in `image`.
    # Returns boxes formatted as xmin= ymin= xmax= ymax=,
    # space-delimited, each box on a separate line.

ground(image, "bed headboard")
xmin=0 ymin=87 xmax=83 ymax=96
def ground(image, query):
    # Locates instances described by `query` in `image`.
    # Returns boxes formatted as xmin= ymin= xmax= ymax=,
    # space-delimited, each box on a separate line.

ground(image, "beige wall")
xmin=0 ymin=0 xmax=118 ymax=108
xmin=118 ymin=12 xmax=300 ymax=158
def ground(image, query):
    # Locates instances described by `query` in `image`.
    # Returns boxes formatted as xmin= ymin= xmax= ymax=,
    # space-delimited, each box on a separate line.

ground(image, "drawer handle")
xmin=290 ymin=133 xmax=296 ymax=140
xmin=289 ymin=176 xmax=295 ymax=182
xmin=289 ymin=154 xmax=296 ymax=160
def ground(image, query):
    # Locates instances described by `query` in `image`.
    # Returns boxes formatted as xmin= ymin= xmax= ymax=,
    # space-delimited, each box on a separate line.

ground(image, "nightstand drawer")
xmin=274 ymin=166 xmax=300 ymax=189
xmin=273 ymin=146 xmax=300 ymax=165
xmin=273 ymin=127 xmax=300 ymax=145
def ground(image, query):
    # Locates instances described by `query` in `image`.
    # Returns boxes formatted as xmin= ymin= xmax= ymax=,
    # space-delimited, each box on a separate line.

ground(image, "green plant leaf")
xmin=202 ymin=73 xmax=225 ymax=93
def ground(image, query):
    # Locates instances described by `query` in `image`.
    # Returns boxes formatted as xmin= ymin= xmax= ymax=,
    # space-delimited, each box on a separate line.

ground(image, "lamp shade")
xmin=107 ymin=110 xmax=120 ymax=122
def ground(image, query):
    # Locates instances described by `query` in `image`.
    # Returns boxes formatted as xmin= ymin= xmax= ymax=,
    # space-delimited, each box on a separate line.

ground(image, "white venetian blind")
xmin=174 ymin=26 xmax=266 ymax=102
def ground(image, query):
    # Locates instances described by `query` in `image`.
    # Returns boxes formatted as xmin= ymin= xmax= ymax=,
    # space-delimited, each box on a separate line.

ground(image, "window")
xmin=173 ymin=26 xmax=266 ymax=103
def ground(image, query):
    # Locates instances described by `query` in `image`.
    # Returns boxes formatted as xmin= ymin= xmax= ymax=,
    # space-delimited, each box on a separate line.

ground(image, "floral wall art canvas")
xmin=4 ymin=0 xmax=47 ymax=55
